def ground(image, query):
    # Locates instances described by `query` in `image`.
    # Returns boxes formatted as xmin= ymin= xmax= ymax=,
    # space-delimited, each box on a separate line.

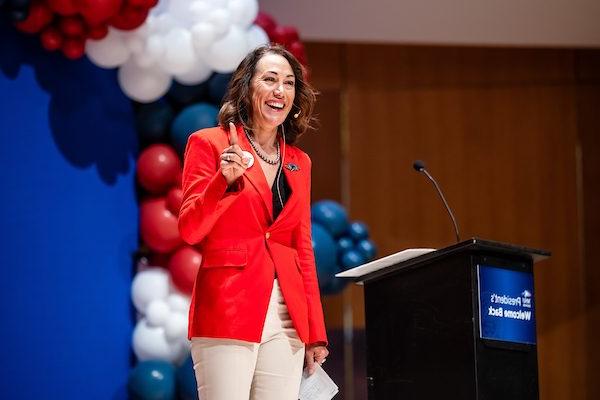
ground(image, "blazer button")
xmin=265 ymin=232 xmax=271 ymax=239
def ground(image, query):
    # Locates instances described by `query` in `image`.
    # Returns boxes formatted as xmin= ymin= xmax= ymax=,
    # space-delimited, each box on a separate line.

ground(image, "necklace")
xmin=245 ymin=130 xmax=281 ymax=165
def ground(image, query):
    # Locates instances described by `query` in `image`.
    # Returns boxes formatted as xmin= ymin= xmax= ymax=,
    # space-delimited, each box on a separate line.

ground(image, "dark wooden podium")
xmin=337 ymin=238 xmax=549 ymax=400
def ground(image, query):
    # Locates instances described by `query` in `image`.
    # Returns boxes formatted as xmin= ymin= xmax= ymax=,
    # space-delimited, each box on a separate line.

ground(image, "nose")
xmin=274 ymin=84 xmax=284 ymax=96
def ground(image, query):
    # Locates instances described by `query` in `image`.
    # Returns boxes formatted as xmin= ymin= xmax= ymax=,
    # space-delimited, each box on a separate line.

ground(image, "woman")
xmin=178 ymin=44 xmax=329 ymax=400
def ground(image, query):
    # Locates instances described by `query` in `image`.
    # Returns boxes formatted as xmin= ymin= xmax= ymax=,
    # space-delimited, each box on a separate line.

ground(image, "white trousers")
xmin=191 ymin=280 xmax=305 ymax=400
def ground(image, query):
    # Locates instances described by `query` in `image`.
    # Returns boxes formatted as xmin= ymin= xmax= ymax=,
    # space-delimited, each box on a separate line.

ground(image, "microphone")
xmin=413 ymin=160 xmax=461 ymax=243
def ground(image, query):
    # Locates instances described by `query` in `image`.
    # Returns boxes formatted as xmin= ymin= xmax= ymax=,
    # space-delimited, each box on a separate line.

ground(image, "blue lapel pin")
xmin=285 ymin=163 xmax=300 ymax=171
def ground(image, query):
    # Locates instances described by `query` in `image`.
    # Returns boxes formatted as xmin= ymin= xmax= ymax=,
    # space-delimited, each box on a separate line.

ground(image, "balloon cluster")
xmin=254 ymin=12 xmax=307 ymax=66
xmin=311 ymin=200 xmax=378 ymax=295
xmin=13 ymin=0 xmax=156 ymax=59
xmin=85 ymin=0 xmax=267 ymax=102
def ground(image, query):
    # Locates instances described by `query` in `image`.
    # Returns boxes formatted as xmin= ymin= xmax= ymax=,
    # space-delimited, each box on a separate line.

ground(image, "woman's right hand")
xmin=220 ymin=122 xmax=249 ymax=186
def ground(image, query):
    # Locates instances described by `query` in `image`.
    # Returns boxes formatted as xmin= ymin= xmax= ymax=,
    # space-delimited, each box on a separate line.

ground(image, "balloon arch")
xmin=3 ymin=1 xmax=377 ymax=397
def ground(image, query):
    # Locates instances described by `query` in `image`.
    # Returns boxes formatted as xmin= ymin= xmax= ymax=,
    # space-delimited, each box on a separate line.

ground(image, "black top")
xmin=272 ymin=168 xmax=290 ymax=220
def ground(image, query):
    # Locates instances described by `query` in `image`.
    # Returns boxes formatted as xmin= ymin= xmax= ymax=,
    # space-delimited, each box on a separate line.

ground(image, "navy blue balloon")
xmin=356 ymin=239 xmax=377 ymax=261
xmin=136 ymin=100 xmax=174 ymax=143
xmin=128 ymin=360 xmax=176 ymax=400
xmin=311 ymin=223 xmax=338 ymax=288
xmin=336 ymin=237 xmax=354 ymax=257
xmin=320 ymin=277 xmax=347 ymax=296
xmin=176 ymin=356 xmax=199 ymax=400
xmin=311 ymin=200 xmax=349 ymax=238
xmin=171 ymin=102 xmax=219 ymax=156
xmin=168 ymin=80 xmax=209 ymax=106
xmin=347 ymin=221 xmax=370 ymax=241
xmin=341 ymin=249 xmax=367 ymax=270
xmin=207 ymin=73 xmax=232 ymax=105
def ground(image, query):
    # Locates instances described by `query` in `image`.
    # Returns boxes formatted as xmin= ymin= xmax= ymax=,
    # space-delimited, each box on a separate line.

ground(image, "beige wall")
xmin=260 ymin=0 xmax=600 ymax=48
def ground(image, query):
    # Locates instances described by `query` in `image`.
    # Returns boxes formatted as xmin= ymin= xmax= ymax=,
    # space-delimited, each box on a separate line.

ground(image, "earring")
xmin=293 ymin=108 xmax=301 ymax=118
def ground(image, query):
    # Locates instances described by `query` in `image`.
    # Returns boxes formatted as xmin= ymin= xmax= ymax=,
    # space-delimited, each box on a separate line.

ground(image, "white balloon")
xmin=146 ymin=35 xmax=166 ymax=60
xmin=153 ymin=13 xmax=177 ymax=34
xmin=146 ymin=299 xmax=170 ymax=326
xmin=167 ymin=0 xmax=195 ymax=26
xmin=205 ymin=25 xmax=248 ymax=73
xmin=174 ymin=57 xmax=212 ymax=85
xmin=189 ymin=0 xmax=212 ymax=22
xmin=246 ymin=25 xmax=269 ymax=52
xmin=118 ymin=61 xmax=172 ymax=103
xmin=191 ymin=22 xmax=217 ymax=50
xmin=229 ymin=0 xmax=258 ymax=29
xmin=131 ymin=268 xmax=170 ymax=313
xmin=160 ymin=28 xmax=196 ymax=75
xmin=207 ymin=8 xmax=231 ymax=39
xmin=164 ymin=312 xmax=188 ymax=341
xmin=167 ymin=293 xmax=191 ymax=313
xmin=86 ymin=29 xmax=130 ymax=68
xmin=132 ymin=319 xmax=188 ymax=363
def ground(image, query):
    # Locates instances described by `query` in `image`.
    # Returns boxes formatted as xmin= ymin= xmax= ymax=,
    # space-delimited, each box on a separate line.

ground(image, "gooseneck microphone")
xmin=413 ymin=160 xmax=461 ymax=243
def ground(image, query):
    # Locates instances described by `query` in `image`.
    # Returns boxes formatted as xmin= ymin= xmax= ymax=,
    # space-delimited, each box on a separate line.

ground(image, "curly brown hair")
xmin=217 ymin=44 xmax=317 ymax=144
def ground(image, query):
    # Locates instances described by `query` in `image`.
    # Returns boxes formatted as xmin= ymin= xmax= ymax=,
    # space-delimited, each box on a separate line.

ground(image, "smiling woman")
xmin=178 ymin=44 xmax=328 ymax=400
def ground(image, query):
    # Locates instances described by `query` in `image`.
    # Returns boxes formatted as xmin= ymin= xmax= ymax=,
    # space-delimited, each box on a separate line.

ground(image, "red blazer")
xmin=179 ymin=125 xmax=328 ymax=345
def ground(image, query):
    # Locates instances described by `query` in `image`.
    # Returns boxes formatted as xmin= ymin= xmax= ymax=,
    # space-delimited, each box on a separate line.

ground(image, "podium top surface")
xmin=336 ymin=237 xmax=550 ymax=283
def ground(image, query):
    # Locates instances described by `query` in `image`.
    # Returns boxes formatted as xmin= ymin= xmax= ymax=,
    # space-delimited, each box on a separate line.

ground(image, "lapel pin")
xmin=285 ymin=163 xmax=300 ymax=171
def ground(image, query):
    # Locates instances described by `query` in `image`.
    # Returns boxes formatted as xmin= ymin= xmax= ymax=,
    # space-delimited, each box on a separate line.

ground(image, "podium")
xmin=337 ymin=238 xmax=549 ymax=400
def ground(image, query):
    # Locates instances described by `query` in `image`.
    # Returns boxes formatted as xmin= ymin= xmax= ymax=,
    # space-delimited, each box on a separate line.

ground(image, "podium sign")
xmin=478 ymin=265 xmax=536 ymax=345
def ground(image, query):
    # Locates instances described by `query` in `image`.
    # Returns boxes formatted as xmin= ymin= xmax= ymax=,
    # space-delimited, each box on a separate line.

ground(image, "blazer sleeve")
xmin=294 ymin=153 xmax=328 ymax=345
xmin=178 ymin=131 xmax=243 ymax=245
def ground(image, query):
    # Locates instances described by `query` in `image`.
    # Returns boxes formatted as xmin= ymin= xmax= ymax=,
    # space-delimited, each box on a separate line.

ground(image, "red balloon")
xmin=140 ymin=197 xmax=183 ymax=253
xmin=168 ymin=246 xmax=202 ymax=294
xmin=15 ymin=1 xmax=54 ymax=34
xmin=88 ymin=24 xmax=109 ymax=40
xmin=40 ymin=26 xmax=64 ymax=51
xmin=128 ymin=0 xmax=157 ymax=7
xmin=59 ymin=15 xmax=86 ymax=37
xmin=254 ymin=12 xmax=276 ymax=38
xmin=166 ymin=187 xmax=183 ymax=216
xmin=288 ymin=41 xmax=307 ymax=65
xmin=61 ymin=37 xmax=85 ymax=59
xmin=137 ymin=144 xmax=182 ymax=194
xmin=109 ymin=5 xmax=148 ymax=30
xmin=79 ymin=0 xmax=123 ymax=26
xmin=271 ymin=26 xmax=299 ymax=47
xmin=47 ymin=0 xmax=79 ymax=16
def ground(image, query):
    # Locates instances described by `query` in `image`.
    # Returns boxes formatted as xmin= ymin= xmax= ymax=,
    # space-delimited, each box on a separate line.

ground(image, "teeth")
xmin=266 ymin=101 xmax=284 ymax=109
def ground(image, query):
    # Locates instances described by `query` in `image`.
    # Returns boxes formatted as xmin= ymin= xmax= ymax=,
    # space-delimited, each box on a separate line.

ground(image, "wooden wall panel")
xmin=305 ymin=42 xmax=600 ymax=400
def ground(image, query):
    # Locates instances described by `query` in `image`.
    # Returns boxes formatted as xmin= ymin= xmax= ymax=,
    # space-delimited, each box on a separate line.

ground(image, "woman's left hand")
xmin=305 ymin=344 xmax=329 ymax=375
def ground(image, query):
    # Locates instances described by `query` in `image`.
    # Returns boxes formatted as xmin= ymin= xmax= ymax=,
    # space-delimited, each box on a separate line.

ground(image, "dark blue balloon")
xmin=170 ymin=102 xmax=219 ymax=156
xmin=355 ymin=239 xmax=377 ymax=261
xmin=320 ymin=277 xmax=347 ymax=296
xmin=207 ymin=73 xmax=232 ymax=105
xmin=347 ymin=221 xmax=370 ymax=241
xmin=128 ymin=360 xmax=176 ymax=400
xmin=311 ymin=200 xmax=349 ymax=238
xmin=341 ymin=249 xmax=367 ymax=270
xmin=176 ymin=356 xmax=199 ymax=400
xmin=336 ymin=237 xmax=354 ymax=257
xmin=311 ymin=223 xmax=339 ymax=288
xmin=136 ymin=100 xmax=175 ymax=143
xmin=168 ymin=80 xmax=209 ymax=106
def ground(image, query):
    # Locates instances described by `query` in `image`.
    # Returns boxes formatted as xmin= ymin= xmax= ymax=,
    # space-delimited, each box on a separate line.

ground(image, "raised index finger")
xmin=228 ymin=122 xmax=238 ymax=146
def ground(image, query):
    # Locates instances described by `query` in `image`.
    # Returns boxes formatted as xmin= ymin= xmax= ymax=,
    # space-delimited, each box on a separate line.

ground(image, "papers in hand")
xmin=299 ymin=364 xmax=339 ymax=400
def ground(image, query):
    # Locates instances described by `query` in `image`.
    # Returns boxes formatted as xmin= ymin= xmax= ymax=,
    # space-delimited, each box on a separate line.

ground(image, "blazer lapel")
xmin=237 ymin=126 xmax=273 ymax=220
xmin=271 ymin=137 xmax=302 ymax=227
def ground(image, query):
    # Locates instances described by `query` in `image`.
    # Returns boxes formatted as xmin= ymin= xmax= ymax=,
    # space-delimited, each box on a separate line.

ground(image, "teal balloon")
xmin=347 ymin=221 xmax=369 ymax=241
xmin=170 ymin=103 xmax=218 ymax=156
xmin=311 ymin=223 xmax=338 ymax=288
xmin=356 ymin=238 xmax=377 ymax=261
xmin=128 ymin=361 xmax=176 ymax=400
xmin=336 ymin=236 xmax=354 ymax=258
xmin=176 ymin=356 xmax=199 ymax=400
xmin=341 ymin=249 xmax=366 ymax=270
xmin=136 ymin=100 xmax=174 ymax=143
xmin=311 ymin=200 xmax=349 ymax=237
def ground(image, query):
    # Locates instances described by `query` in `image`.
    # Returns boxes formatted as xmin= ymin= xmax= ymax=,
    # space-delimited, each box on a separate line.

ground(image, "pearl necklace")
xmin=245 ymin=130 xmax=281 ymax=165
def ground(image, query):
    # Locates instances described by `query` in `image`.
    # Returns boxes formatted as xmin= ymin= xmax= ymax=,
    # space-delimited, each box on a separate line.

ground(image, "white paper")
xmin=298 ymin=364 xmax=339 ymax=400
xmin=335 ymin=248 xmax=436 ymax=282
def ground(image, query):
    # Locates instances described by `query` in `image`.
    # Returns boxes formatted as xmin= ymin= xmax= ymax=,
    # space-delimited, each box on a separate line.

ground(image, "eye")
xmin=264 ymin=76 xmax=276 ymax=82
xmin=285 ymin=80 xmax=295 ymax=87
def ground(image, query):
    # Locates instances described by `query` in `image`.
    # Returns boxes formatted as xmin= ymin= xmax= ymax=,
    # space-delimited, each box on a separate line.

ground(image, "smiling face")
xmin=250 ymin=53 xmax=296 ymax=133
